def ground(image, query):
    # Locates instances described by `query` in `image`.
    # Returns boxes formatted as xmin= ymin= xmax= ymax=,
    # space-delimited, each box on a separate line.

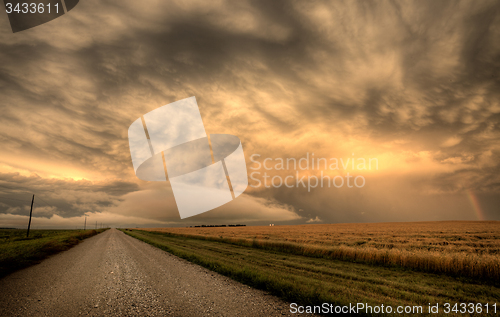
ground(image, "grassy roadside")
xmin=123 ymin=229 xmax=500 ymax=316
xmin=0 ymin=228 xmax=108 ymax=278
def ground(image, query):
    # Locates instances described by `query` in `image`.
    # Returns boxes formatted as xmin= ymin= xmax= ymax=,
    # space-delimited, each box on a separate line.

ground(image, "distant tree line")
xmin=189 ymin=224 xmax=246 ymax=228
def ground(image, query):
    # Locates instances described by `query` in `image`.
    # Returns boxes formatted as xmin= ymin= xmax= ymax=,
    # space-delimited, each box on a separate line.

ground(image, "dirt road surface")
xmin=0 ymin=229 xmax=297 ymax=316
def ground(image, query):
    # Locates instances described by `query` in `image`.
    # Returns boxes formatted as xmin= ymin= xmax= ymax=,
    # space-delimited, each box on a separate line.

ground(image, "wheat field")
xmin=142 ymin=221 xmax=500 ymax=280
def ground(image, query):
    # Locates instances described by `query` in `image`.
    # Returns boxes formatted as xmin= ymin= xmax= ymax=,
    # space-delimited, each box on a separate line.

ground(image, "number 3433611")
xmin=5 ymin=3 xmax=60 ymax=14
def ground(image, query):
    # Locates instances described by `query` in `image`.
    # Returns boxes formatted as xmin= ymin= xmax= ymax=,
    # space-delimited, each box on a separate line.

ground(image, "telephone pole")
xmin=84 ymin=216 xmax=86 ymax=230
xmin=27 ymin=194 xmax=35 ymax=238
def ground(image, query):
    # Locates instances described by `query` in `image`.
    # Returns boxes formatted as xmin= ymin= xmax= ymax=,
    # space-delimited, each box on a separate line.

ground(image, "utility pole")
xmin=95 ymin=221 xmax=97 ymax=229
xmin=27 ymin=194 xmax=35 ymax=238
xmin=84 ymin=216 xmax=86 ymax=230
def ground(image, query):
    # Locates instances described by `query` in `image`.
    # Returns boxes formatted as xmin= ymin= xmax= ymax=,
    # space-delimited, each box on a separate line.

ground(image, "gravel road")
xmin=0 ymin=229 xmax=298 ymax=316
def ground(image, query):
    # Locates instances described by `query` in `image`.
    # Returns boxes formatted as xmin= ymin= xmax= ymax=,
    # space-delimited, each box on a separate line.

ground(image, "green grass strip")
xmin=0 ymin=228 xmax=108 ymax=278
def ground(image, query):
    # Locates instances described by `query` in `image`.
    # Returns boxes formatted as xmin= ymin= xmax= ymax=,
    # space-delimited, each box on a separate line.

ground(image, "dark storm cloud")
xmin=0 ymin=172 xmax=139 ymax=218
xmin=0 ymin=0 xmax=499 ymax=225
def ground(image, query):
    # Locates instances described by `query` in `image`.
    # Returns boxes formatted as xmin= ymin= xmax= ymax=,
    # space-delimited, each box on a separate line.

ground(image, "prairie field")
xmin=126 ymin=223 xmax=500 ymax=316
xmin=143 ymin=221 xmax=500 ymax=280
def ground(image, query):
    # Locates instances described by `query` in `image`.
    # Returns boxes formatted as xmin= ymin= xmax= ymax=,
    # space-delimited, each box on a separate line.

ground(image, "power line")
xmin=0 ymin=194 xmax=59 ymax=212
xmin=1 ymin=191 xmax=98 ymax=230
xmin=0 ymin=196 xmax=31 ymax=202
xmin=34 ymin=197 xmax=54 ymax=208
xmin=0 ymin=191 xmax=53 ymax=205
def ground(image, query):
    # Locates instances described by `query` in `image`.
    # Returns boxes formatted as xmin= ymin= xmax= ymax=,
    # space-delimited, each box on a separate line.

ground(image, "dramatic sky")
xmin=0 ymin=0 xmax=499 ymax=228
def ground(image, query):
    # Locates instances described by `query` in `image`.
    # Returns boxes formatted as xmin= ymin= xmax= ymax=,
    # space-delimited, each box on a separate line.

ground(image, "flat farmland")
xmin=144 ymin=221 xmax=500 ymax=251
xmin=126 ymin=222 xmax=500 ymax=316
xmin=142 ymin=221 xmax=500 ymax=280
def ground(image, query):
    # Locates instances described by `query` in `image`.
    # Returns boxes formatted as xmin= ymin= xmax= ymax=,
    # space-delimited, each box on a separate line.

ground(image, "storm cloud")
xmin=0 ymin=0 xmax=499 ymax=228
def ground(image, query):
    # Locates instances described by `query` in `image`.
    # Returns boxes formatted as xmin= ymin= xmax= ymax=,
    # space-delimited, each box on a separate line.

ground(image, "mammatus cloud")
xmin=0 ymin=0 xmax=499 ymax=227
